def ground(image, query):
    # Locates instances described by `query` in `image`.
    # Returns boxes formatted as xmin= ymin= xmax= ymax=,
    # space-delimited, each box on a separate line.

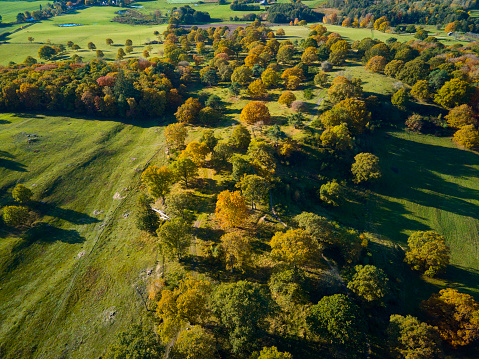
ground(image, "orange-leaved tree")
xmin=175 ymin=97 xmax=202 ymax=124
xmin=240 ymin=101 xmax=271 ymax=125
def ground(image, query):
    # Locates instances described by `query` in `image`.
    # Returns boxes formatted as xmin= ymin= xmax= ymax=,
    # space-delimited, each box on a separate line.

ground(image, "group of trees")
xmin=1 ymin=184 xmax=33 ymax=227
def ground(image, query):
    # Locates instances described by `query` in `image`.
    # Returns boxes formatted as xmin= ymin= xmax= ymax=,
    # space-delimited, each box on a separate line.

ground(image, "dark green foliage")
xmin=135 ymin=194 xmax=159 ymax=234
xmin=211 ymin=281 xmax=274 ymax=354
xmin=105 ymin=324 xmax=164 ymax=359
xmin=231 ymin=155 xmax=254 ymax=182
xmin=266 ymin=2 xmax=322 ymax=23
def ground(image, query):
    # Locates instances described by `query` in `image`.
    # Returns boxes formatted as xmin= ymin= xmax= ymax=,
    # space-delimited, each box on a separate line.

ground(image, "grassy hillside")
xmin=0 ymin=1 xmax=48 ymax=23
xmin=368 ymin=130 xmax=479 ymax=299
xmin=0 ymin=113 xmax=167 ymax=358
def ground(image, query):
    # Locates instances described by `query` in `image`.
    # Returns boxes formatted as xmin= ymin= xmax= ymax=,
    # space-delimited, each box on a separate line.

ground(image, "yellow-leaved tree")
xmin=179 ymin=141 xmax=210 ymax=166
xmin=220 ymin=232 xmax=252 ymax=272
xmin=240 ymin=101 xmax=271 ymax=125
xmin=141 ymin=165 xmax=174 ymax=200
xmin=165 ymin=122 xmax=187 ymax=150
xmin=215 ymin=190 xmax=249 ymax=229
xmin=269 ymin=229 xmax=318 ymax=267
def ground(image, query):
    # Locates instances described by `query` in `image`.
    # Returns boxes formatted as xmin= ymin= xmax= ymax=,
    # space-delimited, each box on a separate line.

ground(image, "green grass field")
xmin=0 ymin=1 xmax=48 ymax=23
xmin=0 ymin=113 xmax=168 ymax=358
xmin=369 ymin=130 xmax=479 ymax=299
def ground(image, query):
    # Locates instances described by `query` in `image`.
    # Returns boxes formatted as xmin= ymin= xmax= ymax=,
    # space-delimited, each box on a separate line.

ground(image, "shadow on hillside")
xmin=34 ymin=202 xmax=100 ymax=225
xmin=21 ymin=222 xmax=86 ymax=246
xmin=371 ymin=132 xmax=479 ymax=237
xmin=0 ymin=152 xmax=27 ymax=172
xmin=0 ymin=119 xmax=11 ymax=124
xmin=443 ymin=265 xmax=479 ymax=300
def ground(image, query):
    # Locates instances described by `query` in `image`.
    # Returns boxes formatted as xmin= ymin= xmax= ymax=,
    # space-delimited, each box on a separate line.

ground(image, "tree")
xmin=72 ymin=44 xmax=80 ymax=51
xmin=141 ymin=165 xmax=174 ymax=200
xmin=215 ymin=190 xmax=249 ymax=229
xmin=319 ymin=181 xmax=343 ymax=206
xmin=397 ymin=58 xmax=429 ymax=85
xmin=421 ymin=288 xmax=479 ymax=347
xmin=366 ymin=55 xmax=387 ymax=72
xmin=175 ymin=97 xmax=202 ymax=124
xmin=405 ymin=231 xmax=450 ymax=277
xmin=320 ymin=124 xmax=353 ymax=151
xmin=391 ymin=88 xmax=409 ymax=111
xmin=171 ymin=326 xmax=216 ymax=359
xmin=96 ymin=50 xmax=104 ymax=59
xmin=261 ymin=68 xmax=280 ymax=88
xmin=180 ymin=141 xmax=209 ymax=166
xmin=156 ymin=219 xmax=192 ymax=260
xmin=270 ymin=229 xmax=318 ymax=267
xmin=284 ymin=75 xmax=301 ymax=90
xmin=314 ymin=71 xmax=328 ymax=87
xmin=27 ymin=36 xmax=34 ymax=43
xmin=240 ymin=101 xmax=271 ymax=125
xmin=453 ymin=124 xmax=479 ymax=149
xmin=2 ymin=206 xmax=29 ymax=227
xmin=135 ymin=193 xmax=159 ymax=234
xmin=387 ymin=315 xmax=443 ymax=359
xmin=327 ymin=76 xmax=363 ymax=103
xmin=67 ymin=40 xmax=74 ymax=48
xmin=410 ymin=80 xmax=430 ymax=102
xmin=445 ymin=104 xmax=477 ymax=129
xmin=248 ymin=79 xmax=268 ymax=99
xmin=247 ymin=140 xmax=276 ymax=177
xmin=321 ymin=98 xmax=370 ymax=135
xmin=165 ymin=123 xmax=187 ymax=151
xmin=347 ymin=265 xmax=389 ymax=303
xmin=200 ymin=129 xmax=218 ymax=152
xmin=142 ymin=49 xmax=150 ymax=58
xmin=12 ymin=184 xmax=33 ymax=203
xmin=278 ymin=91 xmax=296 ymax=107
xmin=125 ymin=39 xmax=133 ymax=46
xmin=125 ymin=46 xmax=133 ymax=54
xmin=435 ymin=78 xmax=472 ymax=108
xmin=106 ymin=38 xmax=113 ymax=46
xmin=220 ymin=232 xmax=252 ymax=272
xmin=211 ymin=281 xmax=273 ymax=354
xmin=229 ymin=125 xmax=251 ymax=152
xmin=277 ymin=45 xmax=295 ymax=64
xmin=301 ymin=46 xmax=318 ymax=65
xmin=105 ymin=324 xmax=164 ymax=359
xmin=87 ymin=42 xmax=96 ymax=50
xmin=308 ymin=294 xmax=366 ymax=349
xmin=250 ymin=347 xmax=293 ymax=359
xmin=16 ymin=13 xmax=26 ymax=23
xmin=384 ymin=60 xmax=405 ymax=77
xmin=165 ymin=190 xmax=193 ymax=221
xmin=38 ymin=45 xmax=56 ymax=60
xmin=170 ymin=157 xmax=198 ymax=187
xmin=23 ymin=56 xmax=37 ymax=66
xmin=231 ymin=65 xmax=253 ymax=86
xmin=239 ymin=174 xmax=270 ymax=210
xmin=351 ymin=153 xmax=381 ymax=184
xmin=117 ymin=48 xmax=126 ymax=60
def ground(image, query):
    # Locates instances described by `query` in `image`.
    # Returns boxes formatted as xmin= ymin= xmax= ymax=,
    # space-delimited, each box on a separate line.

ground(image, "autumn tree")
xmin=327 ymin=76 xmax=363 ymax=103
xmin=365 ymin=55 xmax=387 ymax=72
xmin=229 ymin=125 xmax=251 ymax=152
xmin=117 ymin=48 xmax=126 ymax=60
xmin=165 ymin=123 xmax=187 ymax=151
xmin=247 ymin=140 xmax=276 ymax=177
xmin=231 ymin=65 xmax=253 ymax=86
xmin=320 ymin=123 xmax=353 ymax=151
xmin=170 ymin=325 xmax=216 ymax=359
xmin=141 ymin=165 xmax=174 ymax=201
xmin=215 ymin=190 xmax=249 ymax=229
xmin=12 ymin=184 xmax=33 ymax=203
xmin=156 ymin=219 xmax=193 ymax=260
xmin=285 ymin=75 xmax=301 ymax=90
xmin=421 ymin=288 xmax=479 ymax=347
xmin=2 ymin=206 xmax=29 ymax=227
xmin=411 ymin=80 xmax=430 ymax=102
xmin=453 ymin=124 xmax=479 ymax=148
xmin=405 ymin=231 xmax=450 ymax=277
xmin=38 ymin=45 xmax=56 ymax=60
xmin=276 ymin=45 xmax=295 ymax=64
xmin=87 ymin=41 xmax=96 ymax=50
xmin=211 ymin=281 xmax=273 ymax=354
xmin=238 ymin=174 xmax=270 ymax=210
xmin=220 ymin=232 xmax=252 ymax=272
xmin=391 ymin=88 xmax=409 ymax=111
xmin=351 ymin=153 xmax=381 ymax=184
xmin=248 ymin=79 xmax=268 ymax=99
xmin=180 ymin=141 xmax=209 ymax=166
xmin=347 ymin=265 xmax=389 ymax=303
xmin=314 ymin=71 xmax=328 ymax=87
xmin=387 ymin=315 xmax=443 ymax=359
xmin=175 ymin=97 xmax=202 ymax=124
xmin=435 ymin=78 xmax=473 ymax=108
xmin=445 ymin=104 xmax=477 ymax=129
xmin=261 ymin=68 xmax=280 ymax=88
xmin=240 ymin=101 xmax=271 ymax=125
xmin=106 ymin=38 xmax=113 ymax=46
xmin=301 ymin=46 xmax=318 ymax=65
xmin=307 ymin=294 xmax=366 ymax=351
xmin=320 ymin=98 xmax=370 ymax=135
xmin=250 ymin=347 xmax=293 ymax=359
xmin=278 ymin=91 xmax=296 ymax=107
xmin=270 ymin=229 xmax=318 ymax=267
xmin=170 ymin=157 xmax=198 ymax=187
xmin=96 ymin=50 xmax=104 ymax=59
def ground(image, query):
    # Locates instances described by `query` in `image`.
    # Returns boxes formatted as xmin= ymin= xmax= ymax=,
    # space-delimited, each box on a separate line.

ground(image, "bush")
xmin=278 ymin=91 xmax=296 ymax=107
xmin=290 ymin=100 xmax=307 ymax=113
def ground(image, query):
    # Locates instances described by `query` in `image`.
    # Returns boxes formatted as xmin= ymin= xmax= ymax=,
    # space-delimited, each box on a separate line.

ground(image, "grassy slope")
xmin=0 ymin=113 xmax=167 ymax=358
xmin=0 ymin=1 xmax=49 ymax=23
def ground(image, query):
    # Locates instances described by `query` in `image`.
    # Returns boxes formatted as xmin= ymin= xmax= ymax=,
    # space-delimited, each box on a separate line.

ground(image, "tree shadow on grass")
xmin=33 ymin=202 xmax=100 ymax=225
xmin=443 ymin=265 xmax=479 ymax=300
xmin=0 ymin=119 xmax=11 ymax=124
xmin=0 ymin=155 xmax=27 ymax=172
